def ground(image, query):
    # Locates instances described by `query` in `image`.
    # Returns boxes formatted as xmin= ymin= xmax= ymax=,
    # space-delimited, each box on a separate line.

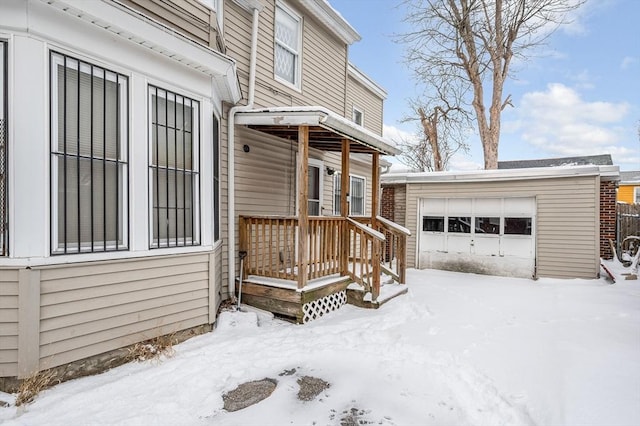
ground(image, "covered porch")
xmin=234 ymin=107 xmax=410 ymax=323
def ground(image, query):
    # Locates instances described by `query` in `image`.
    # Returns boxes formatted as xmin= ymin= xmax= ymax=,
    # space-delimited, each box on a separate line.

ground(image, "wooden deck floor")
xmin=236 ymin=274 xmax=407 ymax=323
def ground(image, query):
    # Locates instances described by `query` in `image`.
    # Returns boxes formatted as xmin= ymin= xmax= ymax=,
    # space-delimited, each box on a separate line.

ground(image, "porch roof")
xmin=234 ymin=106 xmax=401 ymax=156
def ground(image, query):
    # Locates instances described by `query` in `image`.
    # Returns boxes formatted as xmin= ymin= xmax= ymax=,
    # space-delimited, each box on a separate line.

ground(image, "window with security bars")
xmin=333 ymin=173 xmax=366 ymax=216
xmin=0 ymin=41 xmax=7 ymax=256
xmin=274 ymin=2 xmax=301 ymax=87
xmin=50 ymin=52 xmax=129 ymax=254
xmin=149 ymin=86 xmax=200 ymax=248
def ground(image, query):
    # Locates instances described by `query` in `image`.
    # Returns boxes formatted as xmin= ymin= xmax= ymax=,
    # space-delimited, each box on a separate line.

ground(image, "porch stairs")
xmin=236 ymin=271 xmax=407 ymax=324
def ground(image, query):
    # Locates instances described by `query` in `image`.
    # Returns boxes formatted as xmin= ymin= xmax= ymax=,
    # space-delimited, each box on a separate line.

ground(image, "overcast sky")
xmin=329 ymin=0 xmax=640 ymax=171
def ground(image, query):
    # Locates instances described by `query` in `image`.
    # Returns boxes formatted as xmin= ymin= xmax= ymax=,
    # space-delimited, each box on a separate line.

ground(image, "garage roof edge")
xmin=381 ymin=165 xmax=620 ymax=184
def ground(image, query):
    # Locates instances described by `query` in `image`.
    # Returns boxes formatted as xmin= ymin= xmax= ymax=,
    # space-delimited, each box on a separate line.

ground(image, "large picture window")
xmin=149 ymin=86 xmax=200 ymax=248
xmin=50 ymin=52 xmax=128 ymax=254
xmin=274 ymin=1 xmax=301 ymax=87
xmin=0 ymin=41 xmax=7 ymax=256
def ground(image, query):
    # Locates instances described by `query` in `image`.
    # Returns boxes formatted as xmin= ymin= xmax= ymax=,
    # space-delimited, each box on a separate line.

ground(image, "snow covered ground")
xmin=2 ymin=264 xmax=639 ymax=426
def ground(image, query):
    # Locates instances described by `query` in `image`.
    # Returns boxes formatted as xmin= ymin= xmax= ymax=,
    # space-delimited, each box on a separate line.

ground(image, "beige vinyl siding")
xmin=120 ymin=0 xmax=217 ymax=48
xmin=346 ymin=74 xmax=384 ymax=135
xmin=0 ymin=269 xmax=19 ymax=377
xmin=404 ymin=175 xmax=599 ymax=279
xmin=37 ymin=253 xmax=210 ymax=369
xmin=234 ymin=127 xmax=298 ymax=217
xmin=394 ymin=184 xmax=407 ymax=227
xmin=224 ymin=0 xmax=347 ymax=115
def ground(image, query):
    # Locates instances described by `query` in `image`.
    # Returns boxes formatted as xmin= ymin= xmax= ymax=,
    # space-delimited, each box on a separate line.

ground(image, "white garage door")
xmin=419 ymin=197 xmax=536 ymax=278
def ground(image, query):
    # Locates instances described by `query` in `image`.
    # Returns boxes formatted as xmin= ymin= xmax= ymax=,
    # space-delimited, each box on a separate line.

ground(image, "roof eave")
xmin=381 ymin=165 xmax=620 ymax=184
xmin=43 ymin=0 xmax=242 ymax=103
xmin=298 ymin=0 xmax=361 ymax=44
xmin=235 ymin=107 xmax=400 ymax=156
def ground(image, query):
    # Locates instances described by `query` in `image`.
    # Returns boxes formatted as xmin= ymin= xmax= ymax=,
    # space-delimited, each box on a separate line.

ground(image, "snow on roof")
xmin=381 ymin=164 xmax=620 ymax=184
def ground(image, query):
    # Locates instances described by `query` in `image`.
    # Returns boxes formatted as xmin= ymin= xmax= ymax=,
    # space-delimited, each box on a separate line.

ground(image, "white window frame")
xmin=148 ymin=86 xmax=201 ymax=248
xmin=634 ymin=187 xmax=640 ymax=204
xmin=333 ymin=172 xmax=366 ymax=216
xmin=274 ymin=0 xmax=302 ymax=90
xmin=50 ymin=52 xmax=129 ymax=254
xmin=0 ymin=40 xmax=7 ymax=256
xmin=213 ymin=113 xmax=221 ymax=242
xmin=305 ymin=158 xmax=323 ymax=216
xmin=352 ymin=106 xmax=364 ymax=126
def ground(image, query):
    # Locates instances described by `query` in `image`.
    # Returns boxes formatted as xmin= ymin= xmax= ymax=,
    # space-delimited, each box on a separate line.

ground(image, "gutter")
xmin=228 ymin=2 xmax=262 ymax=299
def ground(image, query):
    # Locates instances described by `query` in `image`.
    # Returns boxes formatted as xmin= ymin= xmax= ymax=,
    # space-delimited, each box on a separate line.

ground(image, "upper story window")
xmin=274 ymin=1 xmax=302 ymax=88
xmin=0 ymin=40 xmax=7 ymax=256
xmin=352 ymin=107 xmax=364 ymax=126
xmin=634 ymin=187 xmax=640 ymax=204
xmin=149 ymin=86 xmax=200 ymax=248
xmin=50 ymin=52 xmax=129 ymax=254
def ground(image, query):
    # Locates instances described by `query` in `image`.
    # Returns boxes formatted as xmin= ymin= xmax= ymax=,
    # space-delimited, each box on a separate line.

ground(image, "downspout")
xmin=228 ymin=3 xmax=261 ymax=299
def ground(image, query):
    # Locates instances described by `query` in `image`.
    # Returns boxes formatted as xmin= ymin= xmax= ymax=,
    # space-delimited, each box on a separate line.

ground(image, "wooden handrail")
xmin=376 ymin=215 xmax=411 ymax=236
xmin=346 ymin=217 xmax=385 ymax=241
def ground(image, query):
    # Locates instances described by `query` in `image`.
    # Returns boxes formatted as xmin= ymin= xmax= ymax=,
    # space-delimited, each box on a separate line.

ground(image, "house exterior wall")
xmin=0 ymin=269 xmax=19 ymax=377
xmin=38 ymin=253 xmax=212 ymax=370
xmin=618 ymin=184 xmax=639 ymax=204
xmin=221 ymin=0 xmax=382 ymax=296
xmin=120 ymin=0 xmax=219 ymax=47
xmin=600 ymin=180 xmax=617 ymax=260
xmin=346 ymin=72 xmax=384 ymax=135
xmin=402 ymin=175 xmax=600 ymax=279
xmin=224 ymin=0 xmax=348 ymax=114
xmin=0 ymin=0 xmax=229 ymax=380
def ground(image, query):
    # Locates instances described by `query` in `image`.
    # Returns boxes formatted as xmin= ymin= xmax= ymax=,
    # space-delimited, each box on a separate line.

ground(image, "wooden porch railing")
xmin=238 ymin=216 xmax=345 ymax=282
xmin=238 ymin=214 xmax=408 ymax=300
xmin=345 ymin=218 xmax=384 ymax=300
xmin=353 ymin=215 xmax=411 ymax=284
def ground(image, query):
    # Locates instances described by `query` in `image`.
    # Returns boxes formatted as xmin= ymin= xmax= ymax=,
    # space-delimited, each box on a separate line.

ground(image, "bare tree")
xmin=399 ymin=0 xmax=584 ymax=169
xmin=397 ymin=87 xmax=470 ymax=171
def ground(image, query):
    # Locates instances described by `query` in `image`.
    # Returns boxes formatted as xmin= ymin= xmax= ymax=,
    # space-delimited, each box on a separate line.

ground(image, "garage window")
xmin=475 ymin=217 xmax=500 ymax=234
xmin=448 ymin=217 xmax=471 ymax=233
xmin=423 ymin=216 xmax=444 ymax=232
xmin=505 ymin=217 xmax=532 ymax=235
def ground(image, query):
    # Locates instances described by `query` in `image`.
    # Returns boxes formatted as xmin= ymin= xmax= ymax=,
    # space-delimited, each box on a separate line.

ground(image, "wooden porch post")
xmin=297 ymin=126 xmax=309 ymax=289
xmin=371 ymin=152 xmax=381 ymax=300
xmin=340 ymin=139 xmax=350 ymax=276
xmin=371 ymin=152 xmax=380 ymax=228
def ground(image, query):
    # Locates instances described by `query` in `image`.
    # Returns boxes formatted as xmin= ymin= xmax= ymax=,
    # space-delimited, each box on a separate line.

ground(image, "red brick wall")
xmin=381 ymin=186 xmax=395 ymax=262
xmin=600 ymin=180 xmax=617 ymax=260
xmin=381 ymin=186 xmax=395 ymax=222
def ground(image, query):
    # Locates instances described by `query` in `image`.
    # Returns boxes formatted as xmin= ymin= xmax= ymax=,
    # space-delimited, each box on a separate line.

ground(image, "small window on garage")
xmin=448 ymin=217 xmax=471 ymax=233
xmin=423 ymin=216 xmax=444 ymax=232
xmin=475 ymin=217 xmax=500 ymax=234
xmin=505 ymin=217 xmax=532 ymax=235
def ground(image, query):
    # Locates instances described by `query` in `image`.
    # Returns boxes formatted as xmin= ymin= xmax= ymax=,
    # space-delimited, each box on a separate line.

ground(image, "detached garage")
xmin=381 ymin=165 xmax=619 ymax=279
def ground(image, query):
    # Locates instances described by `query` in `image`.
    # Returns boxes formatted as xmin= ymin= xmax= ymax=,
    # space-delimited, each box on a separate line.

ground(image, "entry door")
xmin=307 ymin=160 xmax=322 ymax=216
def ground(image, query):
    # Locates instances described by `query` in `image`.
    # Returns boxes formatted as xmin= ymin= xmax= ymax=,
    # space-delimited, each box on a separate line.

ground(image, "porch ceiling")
xmin=234 ymin=107 xmax=401 ymax=156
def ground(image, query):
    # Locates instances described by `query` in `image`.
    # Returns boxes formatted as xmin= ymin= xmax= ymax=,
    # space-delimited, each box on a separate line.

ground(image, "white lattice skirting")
xmin=302 ymin=290 xmax=347 ymax=323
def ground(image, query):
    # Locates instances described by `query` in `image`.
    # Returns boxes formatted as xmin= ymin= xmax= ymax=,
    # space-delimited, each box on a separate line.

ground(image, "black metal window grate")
xmin=0 ymin=41 xmax=7 ymax=256
xmin=50 ymin=52 xmax=129 ymax=254
xmin=149 ymin=86 xmax=200 ymax=248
